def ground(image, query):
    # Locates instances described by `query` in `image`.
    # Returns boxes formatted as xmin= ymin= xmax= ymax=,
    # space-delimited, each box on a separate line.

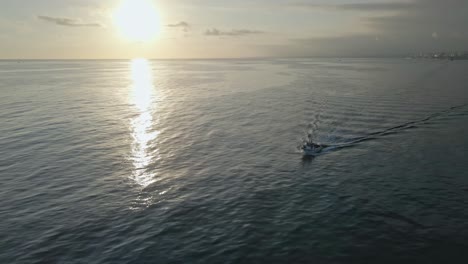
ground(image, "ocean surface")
xmin=1 ymin=58 xmax=468 ymax=263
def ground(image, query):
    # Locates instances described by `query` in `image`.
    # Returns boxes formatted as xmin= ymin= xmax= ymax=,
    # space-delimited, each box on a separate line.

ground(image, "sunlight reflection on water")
xmin=129 ymin=58 xmax=160 ymax=188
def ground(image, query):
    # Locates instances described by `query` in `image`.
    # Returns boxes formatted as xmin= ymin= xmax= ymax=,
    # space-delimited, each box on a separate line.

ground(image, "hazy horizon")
xmin=0 ymin=55 xmax=436 ymax=60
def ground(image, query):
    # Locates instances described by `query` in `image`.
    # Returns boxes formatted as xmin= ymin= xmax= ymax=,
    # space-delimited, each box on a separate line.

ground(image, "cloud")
xmin=205 ymin=28 xmax=264 ymax=37
xmin=273 ymin=0 xmax=468 ymax=57
xmin=337 ymin=2 xmax=416 ymax=11
xmin=291 ymin=2 xmax=415 ymax=12
xmin=364 ymin=0 xmax=468 ymax=45
xmin=286 ymin=35 xmax=400 ymax=57
xmin=37 ymin=16 xmax=102 ymax=27
xmin=166 ymin=21 xmax=190 ymax=32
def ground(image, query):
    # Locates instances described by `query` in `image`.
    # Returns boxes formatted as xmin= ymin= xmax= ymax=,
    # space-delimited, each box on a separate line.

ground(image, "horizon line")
xmin=0 ymin=55 xmax=412 ymax=61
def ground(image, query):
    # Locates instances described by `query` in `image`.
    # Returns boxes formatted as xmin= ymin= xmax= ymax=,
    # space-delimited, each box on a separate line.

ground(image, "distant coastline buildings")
xmin=410 ymin=51 xmax=468 ymax=60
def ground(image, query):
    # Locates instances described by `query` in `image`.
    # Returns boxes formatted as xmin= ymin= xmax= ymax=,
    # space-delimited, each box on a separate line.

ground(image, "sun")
xmin=113 ymin=0 xmax=161 ymax=42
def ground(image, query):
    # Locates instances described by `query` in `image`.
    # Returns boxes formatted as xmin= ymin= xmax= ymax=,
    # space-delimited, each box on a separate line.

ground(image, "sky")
xmin=0 ymin=0 xmax=467 ymax=59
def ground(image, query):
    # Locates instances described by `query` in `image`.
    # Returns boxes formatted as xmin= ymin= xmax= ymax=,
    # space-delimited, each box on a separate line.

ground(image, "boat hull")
xmin=302 ymin=146 xmax=324 ymax=156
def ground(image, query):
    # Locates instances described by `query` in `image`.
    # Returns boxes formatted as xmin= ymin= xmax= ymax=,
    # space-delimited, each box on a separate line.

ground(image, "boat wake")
xmin=300 ymin=103 xmax=467 ymax=156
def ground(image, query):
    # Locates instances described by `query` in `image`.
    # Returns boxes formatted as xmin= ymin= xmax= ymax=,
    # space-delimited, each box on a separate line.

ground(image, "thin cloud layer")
xmin=38 ymin=15 xmax=102 ymax=27
xmin=276 ymin=0 xmax=468 ymax=56
xmin=365 ymin=0 xmax=468 ymax=50
xmin=3 ymin=0 xmax=468 ymax=58
xmin=290 ymin=2 xmax=416 ymax=11
xmin=205 ymin=28 xmax=264 ymax=37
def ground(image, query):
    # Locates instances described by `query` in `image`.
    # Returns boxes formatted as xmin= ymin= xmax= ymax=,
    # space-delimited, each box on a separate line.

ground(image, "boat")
xmin=302 ymin=143 xmax=324 ymax=156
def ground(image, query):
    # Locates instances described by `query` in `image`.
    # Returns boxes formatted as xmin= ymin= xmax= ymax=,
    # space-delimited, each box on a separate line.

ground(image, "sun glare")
xmin=114 ymin=0 xmax=161 ymax=42
xmin=129 ymin=58 xmax=159 ymax=187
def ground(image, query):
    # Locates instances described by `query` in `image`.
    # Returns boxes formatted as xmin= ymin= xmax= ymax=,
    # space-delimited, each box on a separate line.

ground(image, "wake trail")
xmin=325 ymin=103 xmax=468 ymax=151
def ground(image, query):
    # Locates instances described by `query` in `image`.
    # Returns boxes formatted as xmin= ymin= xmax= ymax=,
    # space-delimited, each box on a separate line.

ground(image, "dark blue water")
xmin=1 ymin=59 xmax=468 ymax=263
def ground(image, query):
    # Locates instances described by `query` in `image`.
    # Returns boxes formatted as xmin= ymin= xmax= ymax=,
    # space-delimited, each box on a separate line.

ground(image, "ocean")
xmin=1 ymin=58 xmax=468 ymax=263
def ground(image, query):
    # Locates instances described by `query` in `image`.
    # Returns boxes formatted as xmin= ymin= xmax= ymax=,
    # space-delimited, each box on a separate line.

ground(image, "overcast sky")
xmin=0 ymin=0 xmax=467 ymax=59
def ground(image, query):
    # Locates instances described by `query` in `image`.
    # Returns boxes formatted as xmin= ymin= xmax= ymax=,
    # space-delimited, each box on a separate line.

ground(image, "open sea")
xmin=1 ymin=58 xmax=468 ymax=263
